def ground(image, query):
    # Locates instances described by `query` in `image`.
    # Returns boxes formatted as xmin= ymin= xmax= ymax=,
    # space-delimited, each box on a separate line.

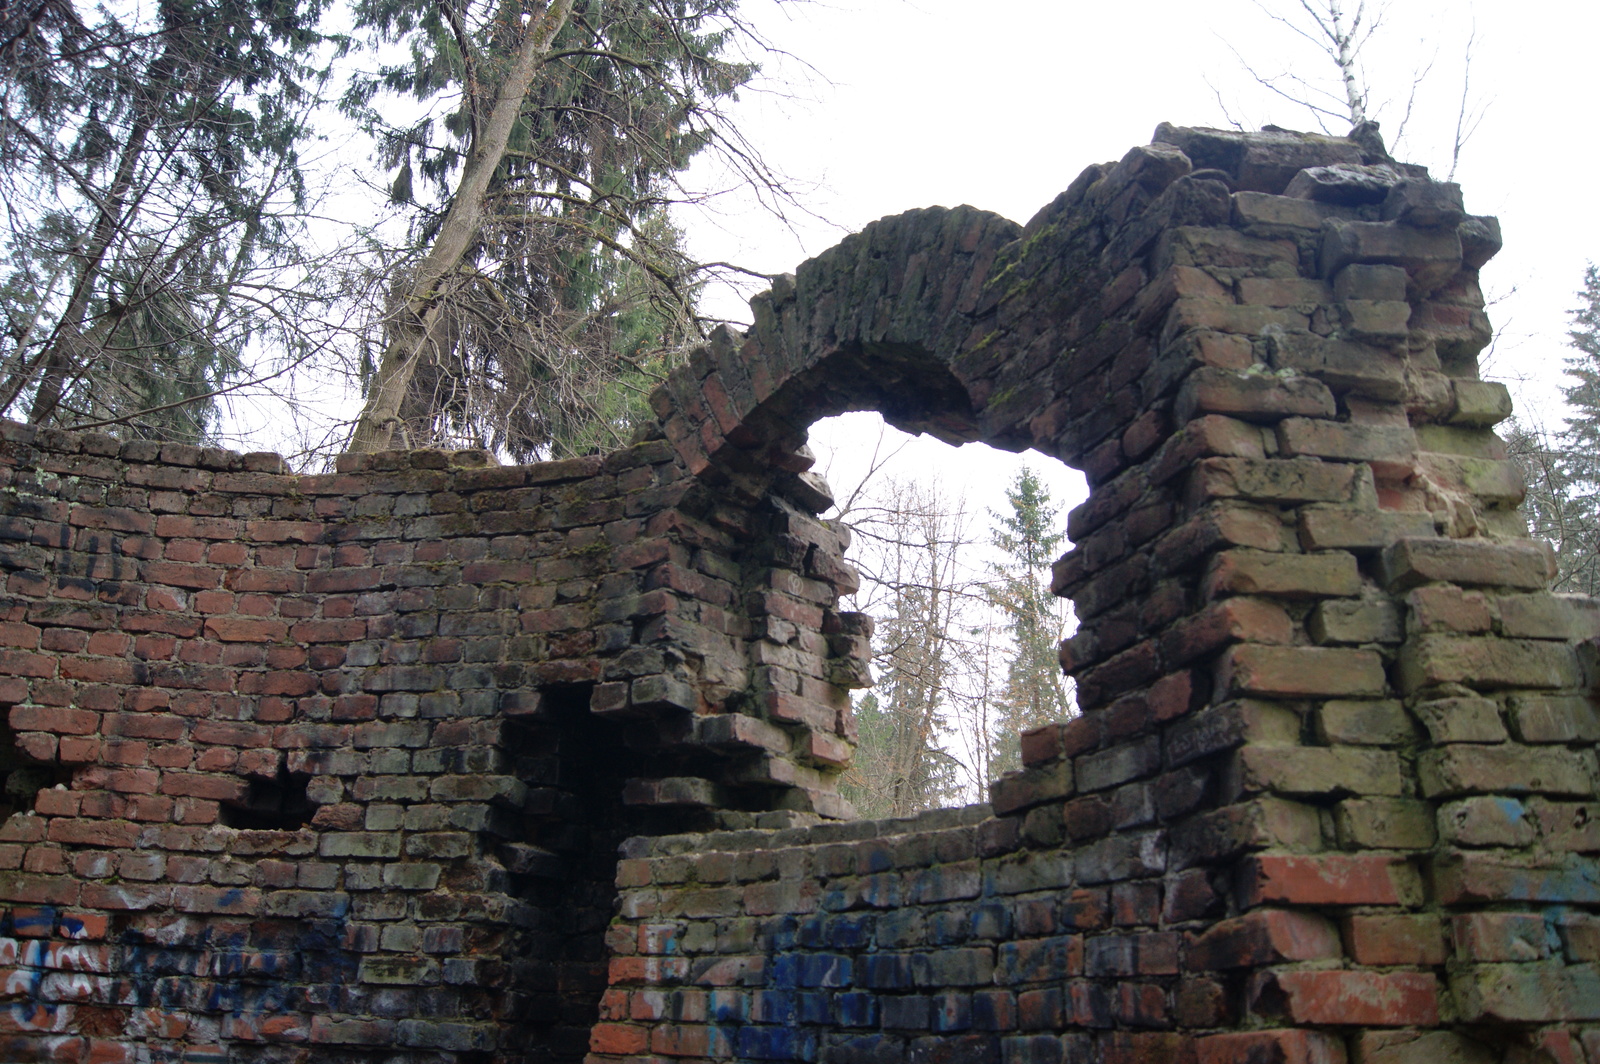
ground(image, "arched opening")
xmin=805 ymin=412 xmax=1089 ymax=819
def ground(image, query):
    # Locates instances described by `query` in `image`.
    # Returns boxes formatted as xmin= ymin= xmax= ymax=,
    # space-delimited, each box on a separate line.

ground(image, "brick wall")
xmin=0 ymin=124 xmax=1594 ymax=1063
xmin=0 ymin=430 xmax=866 ymax=1061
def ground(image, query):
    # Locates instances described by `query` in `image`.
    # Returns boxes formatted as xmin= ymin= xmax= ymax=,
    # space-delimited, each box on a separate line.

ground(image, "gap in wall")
xmin=0 ymin=714 xmax=72 ymax=820
xmin=808 ymin=412 xmax=1090 ymax=818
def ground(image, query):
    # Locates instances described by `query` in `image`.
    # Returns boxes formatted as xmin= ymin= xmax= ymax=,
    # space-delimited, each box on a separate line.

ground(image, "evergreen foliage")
xmin=985 ymin=467 xmax=1072 ymax=777
xmin=342 ymin=0 xmax=765 ymax=460
xmin=1534 ymin=265 xmax=1600 ymax=593
xmin=0 ymin=0 xmax=337 ymax=441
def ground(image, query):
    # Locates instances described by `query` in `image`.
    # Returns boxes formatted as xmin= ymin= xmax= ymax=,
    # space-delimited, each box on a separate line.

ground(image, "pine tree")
xmin=0 ymin=0 xmax=335 ymax=441
xmin=986 ymin=467 xmax=1072 ymax=778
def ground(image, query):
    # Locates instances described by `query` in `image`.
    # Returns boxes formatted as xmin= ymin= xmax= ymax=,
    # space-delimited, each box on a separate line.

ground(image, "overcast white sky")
xmin=672 ymin=0 xmax=1600 ymax=525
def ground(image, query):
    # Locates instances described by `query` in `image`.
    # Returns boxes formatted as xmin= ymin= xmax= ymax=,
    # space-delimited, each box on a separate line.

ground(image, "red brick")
xmin=159 ymin=772 xmax=246 ymax=802
xmin=59 ymin=911 xmax=111 ymax=940
xmin=10 ymin=704 xmax=98 ymax=735
xmin=0 ymin=873 xmax=80 ymax=905
xmin=204 ymin=616 xmax=289 ymax=643
xmin=1114 ymin=982 xmax=1169 ymax=1026
xmin=59 ymin=735 xmax=101 ymax=761
xmin=1162 ymin=597 xmax=1294 ymax=665
xmin=171 ymin=885 xmax=261 ymax=915
xmin=1101 ymin=1031 xmax=1196 ymax=1064
xmin=1187 ymin=909 xmax=1342 ymax=969
xmin=0 ymin=650 xmax=57 ymax=678
xmin=1237 ymin=854 xmax=1420 ymax=908
xmin=60 ymin=657 xmax=141 ymax=684
xmin=1020 ymin=723 xmax=1064 ymax=767
xmin=1250 ymin=969 xmax=1439 ymax=1026
xmin=1344 ymin=914 xmax=1447 ymax=966
xmin=14 ymin=731 xmax=58 ymax=761
xmin=590 ymin=1023 xmax=649 ymax=1055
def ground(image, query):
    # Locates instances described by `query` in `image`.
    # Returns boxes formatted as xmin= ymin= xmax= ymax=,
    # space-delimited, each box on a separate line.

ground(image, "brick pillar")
xmin=1023 ymin=129 xmax=1597 ymax=1058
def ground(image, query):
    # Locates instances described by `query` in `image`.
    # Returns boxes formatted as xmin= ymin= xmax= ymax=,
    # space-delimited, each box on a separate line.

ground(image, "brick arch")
xmin=648 ymin=205 xmax=1022 ymax=487
xmin=636 ymin=131 xmax=1359 ymax=819
xmin=648 ymin=136 xmax=1255 ymax=488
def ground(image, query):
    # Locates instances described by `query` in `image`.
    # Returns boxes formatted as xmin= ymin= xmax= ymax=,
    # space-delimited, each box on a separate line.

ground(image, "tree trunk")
xmin=6 ymin=90 xmax=158 ymax=424
xmin=346 ymin=0 xmax=575 ymax=454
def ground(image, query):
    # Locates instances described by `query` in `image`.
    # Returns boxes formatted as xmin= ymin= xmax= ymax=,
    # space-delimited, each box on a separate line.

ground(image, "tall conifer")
xmin=986 ymin=467 xmax=1072 ymax=777
xmin=0 ymin=0 xmax=334 ymax=440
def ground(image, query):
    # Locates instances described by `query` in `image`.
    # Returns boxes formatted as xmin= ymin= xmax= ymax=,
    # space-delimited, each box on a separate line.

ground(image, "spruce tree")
xmin=986 ymin=467 xmax=1072 ymax=778
xmin=0 ymin=0 xmax=334 ymax=441
xmin=1548 ymin=264 xmax=1600 ymax=593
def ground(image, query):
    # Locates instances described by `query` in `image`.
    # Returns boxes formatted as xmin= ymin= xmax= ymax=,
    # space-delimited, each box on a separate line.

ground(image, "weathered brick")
xmin=1407 ymin=585 xmax=1492 ymax=633
xmin=1381 ymin=537 xmax=1550 ymax=591
xmin=1268 ymin=334 xmax=1406 ymax=400
xmin=1507 ymin=694 xmax=1600 ymax=743
xmin=1333 ymin=797 xmax=1436 ymax=850
xmin=1398 ymin=635 xmax=1581 ymax=692
xmin=1202 ymin=549 xmax=1360 ymax=600
xmin=1231 ymin=746 xmax=1404 ymax=798
xmin=1250 ymin=968 xmax=1439 ymax=1026
xmin=1345 ymin=914 xmax=1447 ymax=966
xmin=1417 ymin=745 xmax=1596 ymax=798
xmin=1197 ymin=1030 xmax=1347 ymax=1064
xmin=1277 ymin=419 xmax=1416 ymax=463
xmin=1175 ymin=368 xmax=1335 ymax=424
xmin=1451 ymin=912 xmax=1549 ymax=963
xmin=1186 ymin=909 xmax=1341 ymax=970
xmin=1453 ymin=962 xmax=1600 ymax=1023
xmin=1309 ymin=598 xmax=1402 ymax=645
xmin=1411 ymin=696 xmax=1507 ymax=744
xmin=1315 ymin=700 xmax=1412 ymax=745
xmin=1237 ymin=854 xmax=1422 ymax=908
xmin=1189 ymin=457 xmax=1358 ymax=505
xmin=1216 ymin=645 xmax=1387 ymax=699
xmin=1297 ymin=506 xmax=1435 ymax=551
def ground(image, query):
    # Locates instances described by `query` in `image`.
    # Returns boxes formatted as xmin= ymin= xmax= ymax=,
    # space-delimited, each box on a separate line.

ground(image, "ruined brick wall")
xmin=590 ymin=126 xmax=1600 ymax=1064
xmin=0 ymin=432 xmax=863 ymax=1061
xmin=0 ymin=124 xmax=1595 ymax=1064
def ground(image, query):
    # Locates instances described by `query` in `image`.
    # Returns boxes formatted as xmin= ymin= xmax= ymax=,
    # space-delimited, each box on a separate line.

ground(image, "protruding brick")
xmin=1381 ymin=537 xmax=1551 ymax=591
xmin=1217 ymin=645 xmax=1387 ymax=699
xmin=1398 ymin=635 xmax=1581 ymax=692
xmin=1175 ymin=367 xmax=1336 ymax=424
xmin=1187 ymin=909 xmax=1341 ymax=970
xmin=1203 ymin=549 xmax=1360 ymax=600
xmin=1250 ymin=969 xmax=1440 ymax=1026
